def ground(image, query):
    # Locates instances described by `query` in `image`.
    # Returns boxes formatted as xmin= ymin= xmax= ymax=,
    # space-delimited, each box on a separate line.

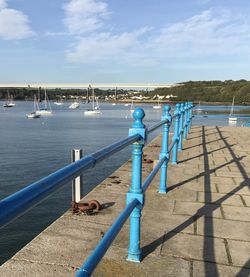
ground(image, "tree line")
xmin=0 ymin=80 xmax=250 ymax=104
xmin=152 ymin=80 xmax=250 ymax=104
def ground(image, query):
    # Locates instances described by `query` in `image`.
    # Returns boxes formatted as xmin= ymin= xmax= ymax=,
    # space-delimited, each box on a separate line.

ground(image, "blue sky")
xmin=0 ymin=0 xmax=250 ymax=83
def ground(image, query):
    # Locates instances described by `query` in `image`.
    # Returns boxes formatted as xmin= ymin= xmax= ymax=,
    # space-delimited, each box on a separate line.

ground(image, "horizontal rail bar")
xmin=142 ymin=157 xmax=167 ymax=192
xmin=91 ymin=134 xmax=141 ymax=162
xmin=194 ymin=115 xmax=250 ymax=119
xmin=76 ymin=198 xmax=139 ymax=277
xmin=168 ymin=138 xmax=178 ymax=153
xmin=147 ymin=119 xmax=169 ymax=134
xmin=0 ymin=134 xmax=141 ymax=229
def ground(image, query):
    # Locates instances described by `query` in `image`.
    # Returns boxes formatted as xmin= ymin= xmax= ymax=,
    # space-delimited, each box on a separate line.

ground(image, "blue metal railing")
xmin=0 ymin=102 xmax=193 ymax=276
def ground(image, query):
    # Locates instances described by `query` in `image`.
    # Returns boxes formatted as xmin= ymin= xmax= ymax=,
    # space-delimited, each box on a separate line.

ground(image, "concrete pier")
xmin=0 ymin=126 xmax=249 ymax=276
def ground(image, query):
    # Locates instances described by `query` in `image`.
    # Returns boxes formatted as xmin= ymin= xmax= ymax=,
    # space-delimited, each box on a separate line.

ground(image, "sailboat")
xmin=130 ymin=100 xmax=135 ymax=113
xmin=36 ymin=88 xmax=53 ymax=115
xmin=195 ymin=101 xmax=203 ymax=112
xmin=84 ymin=87 xmax=101 ymax=115
xmin=26 ymin=95 xmax=41 ymax=119
xmin=228 ymin=96 xmax=237 ymax=122
xmin=3 ymin=93 xmax=15 ymax=108
xmin=153 ymin=96 xmax=161 ymax=109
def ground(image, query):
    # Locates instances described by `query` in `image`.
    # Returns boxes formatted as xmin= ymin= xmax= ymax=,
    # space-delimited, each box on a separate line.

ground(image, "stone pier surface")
xmin=0 ymin=126 xmax=250 ymax=276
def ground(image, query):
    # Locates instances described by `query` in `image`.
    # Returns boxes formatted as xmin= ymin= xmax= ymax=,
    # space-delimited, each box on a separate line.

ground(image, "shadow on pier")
xmin=142 ymin=126 xmax=250 ymax=276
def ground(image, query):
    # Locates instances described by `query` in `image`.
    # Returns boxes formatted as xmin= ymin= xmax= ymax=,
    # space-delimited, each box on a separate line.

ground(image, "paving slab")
xmin=217 ymin=184 xmax=250 ymax=195
xmin=193 ymin=261 xmax=250 ymax=277
xmin=196 ymin=217 xmax=250 ymax=241
xmin=197 ymin=192 xmax=244 ymax=206
xmin=173 ymin=201 xmax=223 ymax=218
xmin=222 ymin=206 xmax=250 ymax=222
xmin=227 ymin=240 xmax=250 ymax=268
xmin=161 ymin=232 xmax=228 ymax=264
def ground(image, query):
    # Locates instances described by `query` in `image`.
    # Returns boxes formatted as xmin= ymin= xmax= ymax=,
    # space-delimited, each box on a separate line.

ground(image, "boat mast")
xmin=230 ymin=96 xmax=235 ymax=116
xmin=92 ymin=87 xmax=95 ymax=110
xmin=44 ymin=88 xmax=48 ymax=110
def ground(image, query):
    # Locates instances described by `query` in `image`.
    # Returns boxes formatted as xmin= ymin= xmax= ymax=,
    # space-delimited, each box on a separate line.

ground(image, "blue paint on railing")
xmin=159 ymin=105 xmax=172 ymax=193
xmin=127 ymin=107 xmax=146 ymax=262
xmin=184 ymin=103 xmax=188 ymax=140
xmin=178 ymin=103 xmax=185 ymax=151
xmin=0 ymin=102 xmax=194 ymax=276
xmin=172 ymin=103 xmax=181 ymax=164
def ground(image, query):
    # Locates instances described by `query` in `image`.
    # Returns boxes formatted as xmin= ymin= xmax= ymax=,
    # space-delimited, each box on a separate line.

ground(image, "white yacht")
xmin=26 ymin=95 xmax=41 ymax=119
xmin=3 ymin=93 xmax=15 ymax=108
xmin=36 ymin=88 xmax=53 ymax=115
xmin=84 ymin=87 xmax=101 ymax=115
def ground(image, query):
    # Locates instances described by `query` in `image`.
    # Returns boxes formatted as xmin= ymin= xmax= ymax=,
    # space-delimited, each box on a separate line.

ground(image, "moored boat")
xmin=36 ymin=88 xmax=53 ymax=115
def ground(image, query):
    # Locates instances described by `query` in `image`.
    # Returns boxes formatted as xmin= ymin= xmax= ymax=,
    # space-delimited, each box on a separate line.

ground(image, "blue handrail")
xmin=76 ymin=102 xmax=193 ymax=276
xmin=0 ymin=134 xmax=140 ymax=228
xmin=0 ymin=102 xmax=193 ymax=276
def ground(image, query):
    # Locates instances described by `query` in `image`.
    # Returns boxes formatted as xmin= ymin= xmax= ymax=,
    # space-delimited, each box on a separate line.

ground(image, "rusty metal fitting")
xmin=72 ymin=200 xmax=101 ymax=214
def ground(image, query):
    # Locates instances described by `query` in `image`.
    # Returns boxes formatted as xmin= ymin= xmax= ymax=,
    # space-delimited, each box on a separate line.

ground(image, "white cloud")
xmin=63 ymin=0 xmax=109 ymax=34
xmin=64 ymin=3 xmax=250 ymax=68
xmin=0 ymin=1 xmax=34 ymax=40
xmin=66 ymin=27 xmax=151 ymax=64
xmin=153 ymin=10 xmax=250 ymax=58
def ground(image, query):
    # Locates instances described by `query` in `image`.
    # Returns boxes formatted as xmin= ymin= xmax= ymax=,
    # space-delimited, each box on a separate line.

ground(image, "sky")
xmin=0 ymin=0 xmax=250 ymax=84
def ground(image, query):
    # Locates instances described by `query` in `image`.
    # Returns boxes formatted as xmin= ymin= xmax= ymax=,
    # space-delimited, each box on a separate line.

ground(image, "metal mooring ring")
xmin=88 ymin=200 xmax=101 ymax=211
xmin=72 ymin=200 xmax=101 ymax=214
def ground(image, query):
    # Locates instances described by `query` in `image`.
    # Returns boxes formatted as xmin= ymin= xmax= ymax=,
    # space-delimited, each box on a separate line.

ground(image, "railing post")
xmin=71 ymin=149 xmax=83 ymax=202
xmin=178 ymin=103 xmax=184 ymax=151
xmin=188 ymin=102 xmax=193 ymax=132
xmin=172 ymin=103 xmax=181 ymax=164
xmin=184 ymin=102 xmax=188 ymax=140
xmin=159 ymin=105 xmax=172 ymax=193
xmin=127 ymin=107 xmax=146 ymax=263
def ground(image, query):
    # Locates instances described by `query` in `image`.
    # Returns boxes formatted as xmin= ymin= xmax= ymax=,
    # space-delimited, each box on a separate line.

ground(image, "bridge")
xmin=0 ymin=83 xmax=178 ymax=89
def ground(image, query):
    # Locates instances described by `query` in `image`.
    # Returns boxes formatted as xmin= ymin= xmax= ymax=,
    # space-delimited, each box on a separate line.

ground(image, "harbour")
xmin=0 ymin=117 xmax=249 ymax=276
xmin=0 ymin=101 xmax=247 ymax=276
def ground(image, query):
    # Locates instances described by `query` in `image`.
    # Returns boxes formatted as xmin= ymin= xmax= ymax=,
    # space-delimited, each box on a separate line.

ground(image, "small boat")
xmin=26 ymin=112 xmax=41 ymax=119
xmin=26 ymin=95 xmax=41 ymax=119
xmin=84 ymin=87 xmax=101 ymax=115
xmin=36 ymin=88 xmax=53 ymax=115
xmin=153 ymin=96 xmax=161 ymax=109
xmin=112 ymin=103 xmax=116 ymax=106
xmin=124 ymin=103 xmax=129 ymax=107
xmin=3 ymin=93 xmax=15 ymax=108
xmin=228 ymin=96 xmax=237 ymax=122
xmin=195 ymin=101 xmax=203 ymax=112
xmin=54 ymin=98 xmax=64 ymax=106
xmin=69 ymin=102 xmax=80 ymax=109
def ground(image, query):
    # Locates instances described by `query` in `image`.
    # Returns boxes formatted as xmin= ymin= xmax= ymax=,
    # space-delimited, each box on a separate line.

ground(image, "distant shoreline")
xmin=1 ymin=99 xmax=250 ymax=106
